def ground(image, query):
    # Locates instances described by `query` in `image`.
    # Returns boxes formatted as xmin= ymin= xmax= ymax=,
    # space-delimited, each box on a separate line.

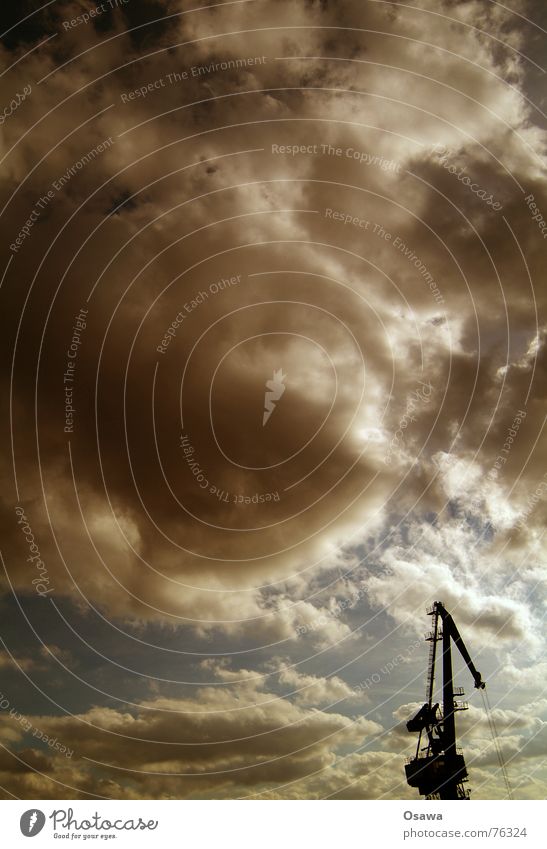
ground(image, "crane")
xmin=404 ymin=601 xmax=485 ymax=800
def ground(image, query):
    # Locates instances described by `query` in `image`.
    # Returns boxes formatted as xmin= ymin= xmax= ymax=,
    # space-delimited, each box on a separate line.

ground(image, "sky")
xmin=0 ymin=0 xmax=546 ymax=800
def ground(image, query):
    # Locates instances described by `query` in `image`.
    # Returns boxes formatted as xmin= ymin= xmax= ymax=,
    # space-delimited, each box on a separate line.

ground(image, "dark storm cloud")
xmin=1 ymin=0 xmax=545 ymax=625
xmin=0 ymin=1 xmax=57 ymax=50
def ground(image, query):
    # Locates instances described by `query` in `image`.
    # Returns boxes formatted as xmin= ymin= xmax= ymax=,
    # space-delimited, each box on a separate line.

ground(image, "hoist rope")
xmin=481 ymin=688 xmax=513 ymax=800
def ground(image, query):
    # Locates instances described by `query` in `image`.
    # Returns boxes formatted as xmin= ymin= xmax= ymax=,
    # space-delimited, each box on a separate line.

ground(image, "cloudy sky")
xmin=0 ymin=0 xmax=546 ymax=800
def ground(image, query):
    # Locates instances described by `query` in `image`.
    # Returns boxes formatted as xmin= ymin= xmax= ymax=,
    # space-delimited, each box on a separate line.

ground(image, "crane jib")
xmin=404 ymin=601 xmax=489 ymax=801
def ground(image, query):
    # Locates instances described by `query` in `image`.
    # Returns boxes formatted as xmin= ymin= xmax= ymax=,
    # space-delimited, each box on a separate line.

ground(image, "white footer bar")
xmin=2 ymin=799 xmax=544 ymax=848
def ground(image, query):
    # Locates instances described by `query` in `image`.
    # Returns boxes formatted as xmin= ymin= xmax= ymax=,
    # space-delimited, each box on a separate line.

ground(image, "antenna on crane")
xmin=404 ymin=601 xmax=486 ymax=800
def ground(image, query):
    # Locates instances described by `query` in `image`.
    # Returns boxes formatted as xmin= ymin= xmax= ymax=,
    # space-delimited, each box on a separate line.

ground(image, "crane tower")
xmin=405 ymin=601 xmax=485 ymax=800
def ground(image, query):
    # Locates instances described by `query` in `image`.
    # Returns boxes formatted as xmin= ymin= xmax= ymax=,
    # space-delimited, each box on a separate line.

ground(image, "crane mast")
xmin=405 ymin=601 xmax=485 ymax=800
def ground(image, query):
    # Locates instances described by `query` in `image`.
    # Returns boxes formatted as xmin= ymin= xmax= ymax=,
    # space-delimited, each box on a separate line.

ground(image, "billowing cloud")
xmin=0 ymin=0 xmax=545 ymax=800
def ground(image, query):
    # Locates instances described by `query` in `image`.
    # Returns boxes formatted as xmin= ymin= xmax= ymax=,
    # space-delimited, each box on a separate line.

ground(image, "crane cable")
xmin=480 ymin=688 xmax=513 ymax=800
